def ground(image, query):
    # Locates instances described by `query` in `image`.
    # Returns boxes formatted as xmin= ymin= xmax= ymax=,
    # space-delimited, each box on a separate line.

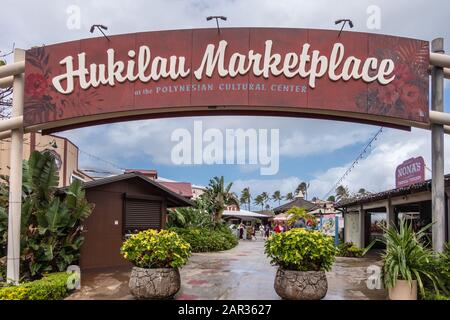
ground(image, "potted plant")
xmin=121 ymin=229 xmax=191 ymax=299
xmin=380 ymin=218 xmax=442 ymax=300
xmin=265 ymin=228 xmax=336 ymax=300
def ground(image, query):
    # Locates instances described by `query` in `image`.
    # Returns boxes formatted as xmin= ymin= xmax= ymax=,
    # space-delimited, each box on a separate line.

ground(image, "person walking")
xmin=264 ymin=224 xmax=271 ymax=239
xmin=239 ymin=223 xmax=245 ymax=239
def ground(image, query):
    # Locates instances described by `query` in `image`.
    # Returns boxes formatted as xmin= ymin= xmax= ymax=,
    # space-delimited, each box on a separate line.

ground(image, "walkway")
xmin=67 ymin=240 xmax=387 ymax=300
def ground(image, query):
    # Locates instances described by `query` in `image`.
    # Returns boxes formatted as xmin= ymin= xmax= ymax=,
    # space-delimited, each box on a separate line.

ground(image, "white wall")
xmin=344 ymin=212 xmax=361 ymax=247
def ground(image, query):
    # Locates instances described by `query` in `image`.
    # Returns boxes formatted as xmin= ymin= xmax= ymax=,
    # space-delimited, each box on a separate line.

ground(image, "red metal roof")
xmin=157 ymin=181 xmax=193 ymax=198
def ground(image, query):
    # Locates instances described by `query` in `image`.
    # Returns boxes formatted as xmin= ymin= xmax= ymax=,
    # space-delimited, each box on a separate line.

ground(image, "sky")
xmin=1 ymin=0 xmax=450 ymax=208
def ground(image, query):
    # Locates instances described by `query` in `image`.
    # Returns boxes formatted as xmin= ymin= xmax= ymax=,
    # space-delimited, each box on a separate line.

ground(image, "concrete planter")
xmin=129 ymin=267 xmax=180 ymax=299
xmin=388 ymin=279 xmax=417 ymax=300
xmin=274 ymin=267 xmax=328 ymax=300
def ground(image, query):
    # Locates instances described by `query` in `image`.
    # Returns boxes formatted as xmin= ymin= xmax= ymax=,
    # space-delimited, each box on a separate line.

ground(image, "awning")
xmin=223 ymin=209 xmax=270 ymax=219
xmin=273 ymin=213 xmax=289 ymax=221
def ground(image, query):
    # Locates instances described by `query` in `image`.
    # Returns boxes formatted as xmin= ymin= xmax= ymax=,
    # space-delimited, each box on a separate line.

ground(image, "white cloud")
xmin=60 ymin=117 xmax=378 ymax=172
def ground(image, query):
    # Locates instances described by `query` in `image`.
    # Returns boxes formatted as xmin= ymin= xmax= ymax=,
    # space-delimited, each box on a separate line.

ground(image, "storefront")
xmin=337 ymin=175 xmax=450 ymax=248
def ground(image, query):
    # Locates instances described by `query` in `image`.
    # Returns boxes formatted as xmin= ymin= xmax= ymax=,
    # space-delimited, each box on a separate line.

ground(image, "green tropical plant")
xmin=254 ymin=194 xmax=264 ymax=210
xmin=286 ymin=206 xmax=317 ymax=228
xmin=295 ymin=182 xmax=309 ymax=199
xmin=335 ymin=185 xmax=349 ymax=202
xmin=260 ymin=192 xmax=269 ymax=208
xmin=380 ymin=218 xmax=443 ymax=296
xmin=265 ymin=228 xmax=336 ymax=271
xmin=337 ymin=242 xmax=364 ymax=257
xmin=272 ymin=191 xmax=283 ymax=206
xmin=422 ymin=243 xmax=450 ymax=300
xmin=240 ymin=187 xmax=251 ymax=211
xmin=201 ymin=176 xmax=239 ymax=223
xmin=167 ymin=197 xmax=213 ymax=229
xmin=0 ymin=151 xmax=93 ymax=279
xmin=121 ymin=229 xmax=191 ymax=269
xmin=357 ymin=188 xmax=370 ymax=195
xmin=285 ymin=192 xmax=294 ymax=201
xmin=439 ymin=243 xmax=450 ymax=289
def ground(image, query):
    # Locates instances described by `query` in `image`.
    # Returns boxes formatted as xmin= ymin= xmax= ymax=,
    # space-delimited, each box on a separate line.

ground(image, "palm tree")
xmin=254 ymin=195 xmax=264 ymax=210
xmin=335 ymin=185 xmax=350 ymax=202
xmin=285 ymin=192 xmax=294 ymax=201
xmin=204 ymin=176 xmax=239 ymax=223
xmin=261 ymin=192 xmax=269 ymax=208
xmin=295 ymin=181 xmax=310 ymax=199
xmin=240 ymin=187 xmax=251 ymax=211
xmin=272 ymin=190 xmax=283 ymax=206
xmin=265 ymin=204 xmax=271 ymax=210
xmin=358 ymin=188 xmax=370 ymax=196
xmin=327 ymin=195 xmax=336 ymax=202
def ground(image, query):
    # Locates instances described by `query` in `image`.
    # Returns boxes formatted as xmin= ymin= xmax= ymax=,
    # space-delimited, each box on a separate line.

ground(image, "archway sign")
xmin=23 ymin=28 xmax=430 ymax=133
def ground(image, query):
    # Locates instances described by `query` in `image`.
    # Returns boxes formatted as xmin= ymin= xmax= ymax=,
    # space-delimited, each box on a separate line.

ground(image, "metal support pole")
xmin=431 ymin=38 xmax=445 ymax=253
xmin=6 ymin=49 xmax=25 ymax=284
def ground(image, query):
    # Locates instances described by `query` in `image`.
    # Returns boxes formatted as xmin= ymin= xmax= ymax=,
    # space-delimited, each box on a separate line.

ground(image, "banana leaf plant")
xmin=0 ymin=150 xmax=93 ymax=279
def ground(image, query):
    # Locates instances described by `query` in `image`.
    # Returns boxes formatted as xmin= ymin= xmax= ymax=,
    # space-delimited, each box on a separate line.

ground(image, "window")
xmin=124 ymin=198 xmax=162 ymax=233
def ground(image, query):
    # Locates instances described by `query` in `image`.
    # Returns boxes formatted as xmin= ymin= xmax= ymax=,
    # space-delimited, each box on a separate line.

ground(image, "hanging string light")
xmin=323 ymin=127 xmax=384 ymax=200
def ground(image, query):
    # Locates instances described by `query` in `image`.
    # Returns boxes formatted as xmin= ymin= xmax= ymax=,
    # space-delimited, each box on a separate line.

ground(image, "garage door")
xmin=125 ymin=198 xmax=162 ymax=232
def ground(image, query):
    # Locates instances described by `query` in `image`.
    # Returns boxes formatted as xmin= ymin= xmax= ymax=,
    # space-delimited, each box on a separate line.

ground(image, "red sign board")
xmin=395 ymin=156 xmax=426 ymax=188
xmin=23 ymin=28 xmax=429 ymax=132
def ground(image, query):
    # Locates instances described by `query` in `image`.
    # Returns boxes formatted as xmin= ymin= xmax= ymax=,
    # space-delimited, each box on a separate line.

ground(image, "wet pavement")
xmin=67 ymin=240 xmax=387 ymax=300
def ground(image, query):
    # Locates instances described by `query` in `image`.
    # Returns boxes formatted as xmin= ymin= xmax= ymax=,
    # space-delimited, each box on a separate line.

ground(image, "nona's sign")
xmin=23 ymin=28 xmax=430 ymax=132
xmin=395 ymin=156 xmax=425 ymax=188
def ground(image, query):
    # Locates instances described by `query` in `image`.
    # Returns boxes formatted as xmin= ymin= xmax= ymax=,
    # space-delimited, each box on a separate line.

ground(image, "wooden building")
xmin=78 ymin=173 xmax=193 ymax=269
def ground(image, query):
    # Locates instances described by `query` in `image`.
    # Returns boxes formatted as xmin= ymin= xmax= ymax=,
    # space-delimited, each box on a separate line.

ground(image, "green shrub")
xmin=265 ymin=228 xmax=336 ymax=271
xmin=421 ymin=290 xmax=450 ymax=300
xmin=421 ymin=243 xmax=450 ymax=300
xmin=439 ymin=243 xmax=450 ymax=289
xmin=337 ymin=242 xmax=364 ymax=257
xmin=0 ymin=272 xmax=71 ymax=300
xmin=121 ymin=229 xmax=191 ymax=268
xmin=170 ymin=227 xmax=238 ymax=252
